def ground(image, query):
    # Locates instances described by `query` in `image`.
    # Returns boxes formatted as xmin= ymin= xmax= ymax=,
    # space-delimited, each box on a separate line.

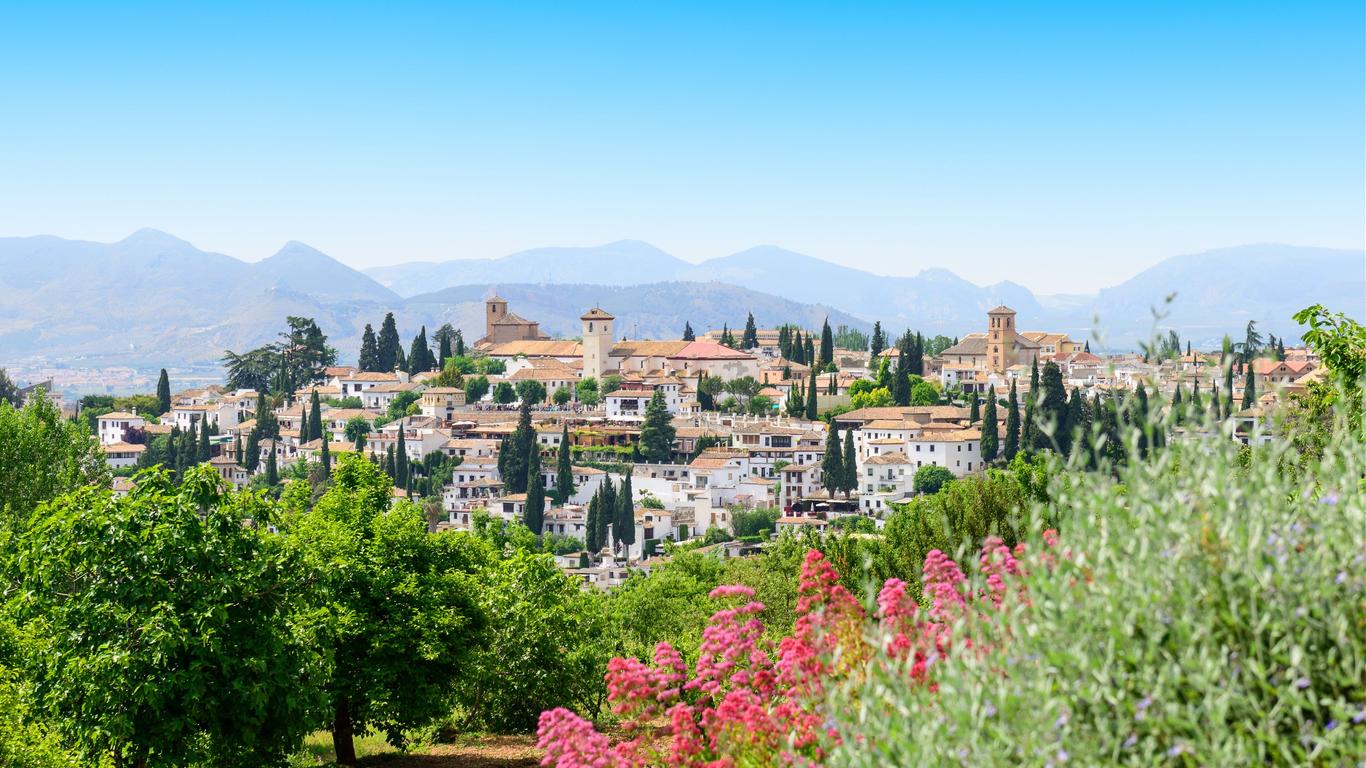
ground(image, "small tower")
xmin=987 ymin=305 xmax=1016 ymax=374
xmin=485 ymin=294 xmax=508 ymax=342
xmin=581 ymin=307 xmax=615 ymax=383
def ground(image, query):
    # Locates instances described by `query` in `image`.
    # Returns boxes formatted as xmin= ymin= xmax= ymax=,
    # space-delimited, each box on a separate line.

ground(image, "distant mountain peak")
xmin=118 ymin=228 xmax=195 ymax=249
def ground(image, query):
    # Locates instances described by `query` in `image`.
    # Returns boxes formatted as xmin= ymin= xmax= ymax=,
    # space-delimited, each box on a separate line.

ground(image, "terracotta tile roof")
xmin=485 ymin=339 xmax=583 ymax=357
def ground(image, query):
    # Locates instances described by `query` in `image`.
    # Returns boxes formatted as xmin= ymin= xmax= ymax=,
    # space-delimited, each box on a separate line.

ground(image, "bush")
xmin=912 ymin=464 xmax=955 ymax=494
xmin=730 ymin=507 xmax=779 ymax=538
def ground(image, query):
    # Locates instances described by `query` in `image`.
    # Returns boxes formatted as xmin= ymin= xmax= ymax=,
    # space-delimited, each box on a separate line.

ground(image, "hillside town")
xmin=74 ymin=296 xmax=1323 ymax=590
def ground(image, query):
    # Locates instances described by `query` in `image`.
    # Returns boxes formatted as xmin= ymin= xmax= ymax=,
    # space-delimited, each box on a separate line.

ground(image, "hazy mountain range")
xmin=0 ymin=229 xmax=1359 ymax=369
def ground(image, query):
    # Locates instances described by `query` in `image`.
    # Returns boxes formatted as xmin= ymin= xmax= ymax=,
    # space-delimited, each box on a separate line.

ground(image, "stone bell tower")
xmin=581 ymin=307 xmax=615 ymax=382
xmin=987 ymin=305 xmax=1016 ymax=374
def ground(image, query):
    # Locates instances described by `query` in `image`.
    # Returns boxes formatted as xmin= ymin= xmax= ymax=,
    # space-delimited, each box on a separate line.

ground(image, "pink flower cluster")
xmin=537 ymin=533 xmax=1057 ymax=767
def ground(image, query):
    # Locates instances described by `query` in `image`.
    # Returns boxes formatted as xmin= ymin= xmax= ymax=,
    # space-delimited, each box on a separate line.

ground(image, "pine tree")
xmin=639 ymin=390 xmax=676 ymax=462
xmin=980 ymin=393 xmax=998 ymax=462
xmin=1004 ymin=380 xmax=1020 ymax=460
xmin=819 ymin=318 xmax=834 ymax=367
xmin=841 ymin=428 xmax=857 ymax=498
xmin=377 ymin=313 xmax=402 ymax=372
xmin=555 ymin=423 xmax=575 ymax=503
xmin=309 ymin=390 xmax=323 ymax=441
xmin=320 ymin=434 xmax=331 ymax=478
xmin=156 ymin=369 xmax=171 ymax=414
xmin=805 ymin=366 xmax=818 ymax=420
xmin=358 ymin=324 xmax=381 ymax=372
xmin=969 ymin=395 xmax=980 ymax=424
xmin=1191 ymin=380 xmax=1203 ymax=415
xmin=265 ymin=446 xmax=279 ymax=485
xmin=742 ymin=313 xmax=758 ymax=350
xmin=820 ymin=426 xmax=843 ymax=496
xmin=244 ymin=429 xmax=260 ymax=471
xmin=682 ymin=321 xmax=695 ymax=342
xmin=869 ymin=322 xmax=885 ymax=360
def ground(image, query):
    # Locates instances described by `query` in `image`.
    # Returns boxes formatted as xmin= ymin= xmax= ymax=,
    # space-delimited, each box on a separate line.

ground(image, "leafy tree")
xmin=344 ymin=416 xmax=371 ymax=451
xmin=555 ymin=424 xmax=575 ymax=503
xmin=458 ymin=552 xmax=609 ymax=731
xmin=386 ymin=390 xmax=421 ymax=423
xmin=377 ymin=313 xmax=403 ymax=373
xmin=0 ymin=393 xmax=108 ymax=540
xmin=289 ymin=457 xmax=488 ymax=764
xmin=914 ymin=465 xmax=955 ymax=494
xmin=730 ymin=507 xmax=779 ymax=538
xmin=742 ymin=313 xmax=759 ymax=350
xmin=223 ymin=316 xmax=336 ymax=395
xmin=1004 ymin=380 xmax=1021 ymax=460
xmin=910 ymin=380 xmax=938 ymax=406
xmin=493 ymin=381 xmax=517 ymax=404
xmin=576 ymin=377 xmax=601 ymax=406
xmin=682 ymin=321 xmax=695 ymax=341
xmin=358 ymin=324 xmax=381 ymax=372
xmin=14 ymin=468 xmax=324 ymax=768
xmin=155 ymin=369 xmax=171 ymax=414
xmin=980 ymin=392 xmax=998 ymax=462
xmin=515 ymin=378 xmax=547 ymax=405
xmin=552 ymin=386 xmax=573 ymax=406
xmin=254 ymin=392 xmax=279 ymax=439
xmin=464 ymin=375 xmax=491 ymax=403
xmin=639 ymin=390 xmax=676 ymax=462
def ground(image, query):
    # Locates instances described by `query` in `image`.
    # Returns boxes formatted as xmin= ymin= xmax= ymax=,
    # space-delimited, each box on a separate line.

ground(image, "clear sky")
xmin=1 ymin=1 xmax=1361 ymax=294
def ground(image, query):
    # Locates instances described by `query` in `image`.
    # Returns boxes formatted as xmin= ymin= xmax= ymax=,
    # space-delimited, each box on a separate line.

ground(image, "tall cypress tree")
xmin=597 ymin=476 xmax=615 ymax=548
xmin=805 ymin=366 xmax=818 ymax=420
xmin=435 ymin=324 xmax=455 ymax=368
xmin=156 ymin=369 xmax=171 ymax=414
xmin=819 ymin=318 xmax=834 ymax=368
xmin=841 ymin=428 xmax=857 ymax=498
xmin=234 ymin=434 xmax=244 ymax=468
xmin=197 ymin=419 xmax=211 ymax=462
xmin=358 ymin=324 xmax=381 ymax=372
xmin=310 ymin=390 xmax=324 ymax=441
xmin=682 ymin=321 xmax=695 ymax=342
xmin=265 ymin=445 xmax=279 ymax=486
xmin=980 ymin=393 xmax=998 ymax=462
xmin=869 ymin=321 xmax=884 ymax=360
xmin=504 ymin=401 xmax=534 ymax=493
xmin=1223 ymin=359 xmax=1235 ymax=417
xmin=742 ymin=313 xmax=758 ymax=350
xmin=586 ymin=491 xmax=601 ymax=552
xmin=1172 ymin=383 xmax=1185 ymax=425
xmin=298 ymin=406 xmax=311 ymax=449
xmin=969 ymin=395 xmax=980 ymax=424
xmin=1004 ymin=380 xmax=1020 ymax=460
xmin=407 ymin=326 xmax=432 ymax=373
xmin=377 ymin=313 xmax=402 ymax=372
xmin=804 ymin=336 xmax=815 ymax=367
xmin=320 ymin=434 xmax=331 ymax=478
xmin=1039 ymin=361 xmax=1066 ymax=452
xmin=1241 ymin=370 xmax=1256 ymax=409
xmin=1063 ymin=386 xmax=1085 ymax=457
xmin=555 ymin=423 xmax=575 ymax=503
xmin=244 ymin=429 xmax=260 ymax=471
xmin=614 ymin=472 xmax=635 ymax=549
xmin=524 ymin=438 xmax=544 ymax=534
xmin=893 ymin=344 xmax=911 ymax=406
xmin=396 ymin=428 xmax=409 ymax=489
xmin=820 ymin=426 xmax=843 ymax=496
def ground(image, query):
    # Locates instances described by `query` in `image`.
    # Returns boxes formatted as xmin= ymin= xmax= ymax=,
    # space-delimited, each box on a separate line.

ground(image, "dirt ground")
xmin=364 ymin=734 xmax=541 ymax=768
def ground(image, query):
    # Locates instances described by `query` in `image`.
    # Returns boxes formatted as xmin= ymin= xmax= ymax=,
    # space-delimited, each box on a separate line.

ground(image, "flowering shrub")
xmin=538 ymin=534 xmax=1051 ymax=767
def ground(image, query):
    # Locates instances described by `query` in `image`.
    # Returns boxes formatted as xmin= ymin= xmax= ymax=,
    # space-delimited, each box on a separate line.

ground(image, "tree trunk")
xmin=333 ymin=698 xmax=358 ymax=766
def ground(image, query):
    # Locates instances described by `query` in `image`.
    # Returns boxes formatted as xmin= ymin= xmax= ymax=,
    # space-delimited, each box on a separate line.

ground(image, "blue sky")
xmin=1 ymin=1 xmax=1361 ymax=293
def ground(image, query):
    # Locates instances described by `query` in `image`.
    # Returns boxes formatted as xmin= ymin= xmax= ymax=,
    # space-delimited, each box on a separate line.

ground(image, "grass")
xmin=291 ymin=731 xmax=540 ymax=768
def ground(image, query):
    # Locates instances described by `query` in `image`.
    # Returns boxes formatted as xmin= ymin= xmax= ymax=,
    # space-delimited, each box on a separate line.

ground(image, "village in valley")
xmin=80 ymin=294 xmax=1322 ymax=590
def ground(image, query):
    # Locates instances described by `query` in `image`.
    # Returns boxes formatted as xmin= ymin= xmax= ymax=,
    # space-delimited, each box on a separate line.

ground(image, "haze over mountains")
xmin=0 ymin=229 xmax=1359 ymax=370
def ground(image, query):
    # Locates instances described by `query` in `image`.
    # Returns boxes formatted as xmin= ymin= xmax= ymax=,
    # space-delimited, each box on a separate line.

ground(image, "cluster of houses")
xmin=91 ymin=298 xmax=1322 ymax=588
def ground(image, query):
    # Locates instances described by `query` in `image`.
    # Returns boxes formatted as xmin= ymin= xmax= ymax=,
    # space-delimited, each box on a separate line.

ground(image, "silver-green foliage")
xmin=831 ymin=412 xmax=1365 ymax=766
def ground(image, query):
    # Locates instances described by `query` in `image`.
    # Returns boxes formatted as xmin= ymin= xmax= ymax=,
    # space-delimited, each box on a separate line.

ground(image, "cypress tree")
xmin=1191 ymin=380 xmax=1203 ymax=414
xmin=358 ymin=324 xmax=381 ymax=372
xmin=504 ymin=401 xmax=534 ymax=493
xmin=1277 ymin=338 xmax=1285 ymax=360
xmin=197 ymin=419 xmax=211 ymax=462
xmin=406 ymin=326 xmax=430 ymax=373
xmin=682 ymin=321 xmax=695 ymax=342
xmin=436 ymin=324 xmax=454 ymax=368
xmin=719 ymin=324 xmax=733 ymax=348
xmin=1241 ymin=370 xmax=1256 ymax=409
xmin=555 ymin=423 xmax=575 ymax=503
xmin=396 ymin=428 xmax=409 ymax=488
xmin=786 ymin=382 xmax=805 ymax=416
xmin=598 ymin=476 xmax=615 ymax=548
xmin=320 ymin=434 xmax=331 ymax=477
xmin=869 ymin=321 xmax=884 ymax=360
xmin=969 ymin=395 xmax=980 ymax=424
xmin=614 ymin=472 xmax=635 ymax=549
xmin=639 ymin=390 xmax=676 ymax=462
xmin=980 ymin=393 xmax=999 ymax=462
xmin=1040 ymin=361 xmax=1066 ymax=452
xmin=805 ymin=366 xmax=818 ymax=420
xmin=156 ymin=369 xmax=171 ymax=414
xmin=819 ymin=318 xmax=834 ymax=367
xmin=298 ymin=406 xmax=310 ymax=448
xmin=1084 ymin=339 xmax=1090 ymax=353
xmin=265 ymin=446 xmax=278 ymax=485
xmin=841 ymin=428 xmax=857 ymax=498
xmin=1135 ymin=383 xmax=1151 ymax=458
xmin=1172 ymin=383 xmax=1185 ymax=425
xmin=821 ymin=426 xmax=843 ymax=496
xmin=1223 ymin=360 xmax=1235 ymax=417
xmin=234 ymin=434 xmax=244 ymax=468
xmin=377 ymin=313 xmax=402 ymax=372
xmin=893 ymin=345 xmax=911 ymax=406
xmin=244 ymin=429 xmax=260 ymax=471
xmin=1004 ymin=380 xmax=1021 ymax=460
xmin=586 ymin=491 xmax=600 ymax=552
xmin=742 ymin=313 xmax=758 ymax=350
xmin=524 ymin=437 xmax=545 ymax=534
xmin=309 ymin=391 xmax=323 ymax=441
xmin=184 ymin=421 xmax=199 ymax=471
xmin=525 ymin=433 xmax=542 ymax=501
xmin=804 ymin=336 xmax=816 ymax=367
